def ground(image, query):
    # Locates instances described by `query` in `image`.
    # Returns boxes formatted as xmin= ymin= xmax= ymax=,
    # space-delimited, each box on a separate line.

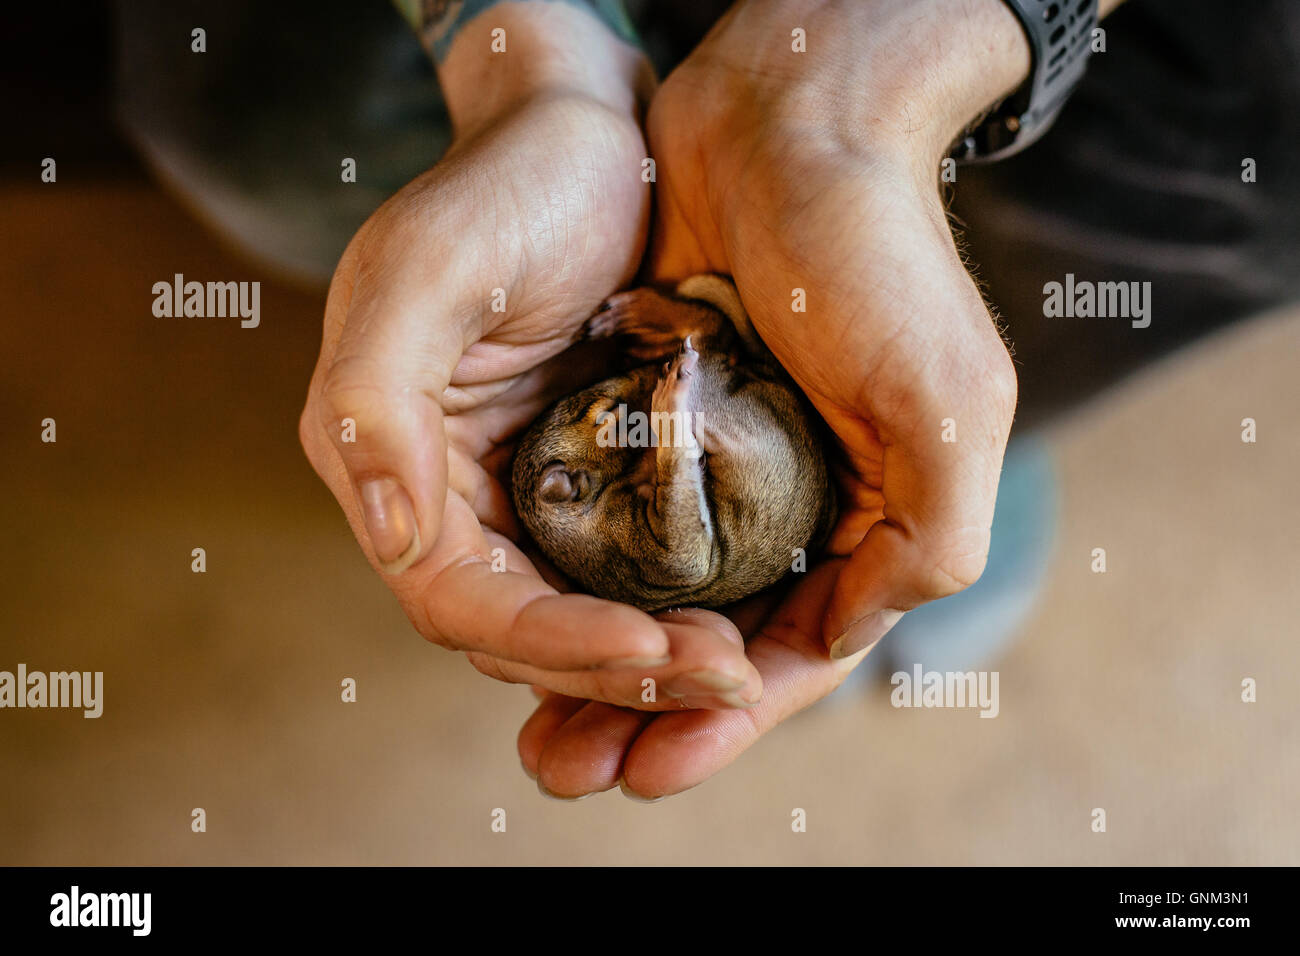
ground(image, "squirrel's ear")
xmin=538 ymin=463 xmax=591 ymax=503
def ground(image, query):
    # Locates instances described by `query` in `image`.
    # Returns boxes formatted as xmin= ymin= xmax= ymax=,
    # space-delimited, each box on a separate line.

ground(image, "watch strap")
xmin=952 ymin=0 xmax=1099 ymax=163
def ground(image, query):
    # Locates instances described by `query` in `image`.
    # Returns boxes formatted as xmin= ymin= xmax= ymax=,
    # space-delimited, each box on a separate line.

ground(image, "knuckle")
xmin=397 ymin=587 xmax=453 ymax=651
xmin=984 ymin=343 xmax=1019 ymax=423
xmin=318 ymin=356 xmax=394 ymax=439
xmin=466 ymin=652 xmax=513 ymax=684
xmin=405 ymin=597 xmax=458 ymax=654
xmin=297 ymin=401 xmax=323 ymax=463
xmin=431 ymin=627 xmax=458 ymax=651
xmin=590 ymin=672 xmax=640 ymax=709
xmin=420 ymin=626 xmax=456 ymax=653
xmin=921 ymin=542 xmax=990 ymax=600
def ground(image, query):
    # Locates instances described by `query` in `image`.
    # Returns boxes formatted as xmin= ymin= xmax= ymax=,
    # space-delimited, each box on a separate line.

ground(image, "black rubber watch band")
xmin=951 ymin=0 xmax=1099 ymax=163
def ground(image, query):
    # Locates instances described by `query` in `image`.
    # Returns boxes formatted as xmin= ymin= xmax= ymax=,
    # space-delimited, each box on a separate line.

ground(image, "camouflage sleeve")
xmin=392 ymin=0 xmax=640 ymax=63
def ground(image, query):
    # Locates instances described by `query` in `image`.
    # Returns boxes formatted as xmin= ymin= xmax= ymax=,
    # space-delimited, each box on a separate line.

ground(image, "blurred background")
xmin=2 ymin=1 xmax=1297 ymax=864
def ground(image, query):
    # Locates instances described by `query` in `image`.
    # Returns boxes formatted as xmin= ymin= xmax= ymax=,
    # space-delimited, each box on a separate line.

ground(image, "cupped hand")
xmin=521 ymin=0 xmax=1030 ymax=798
xmin=300 ymin=6 xmax=764 ymax=711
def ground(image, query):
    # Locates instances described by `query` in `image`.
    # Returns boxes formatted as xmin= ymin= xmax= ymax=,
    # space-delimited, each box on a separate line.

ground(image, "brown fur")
xmin=511 ymin=276 xmax=836 ymax=611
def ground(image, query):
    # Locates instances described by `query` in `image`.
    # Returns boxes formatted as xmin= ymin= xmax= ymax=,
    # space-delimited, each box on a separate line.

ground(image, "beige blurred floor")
xmin=1 ymin=181 xmax=1297 ymax=865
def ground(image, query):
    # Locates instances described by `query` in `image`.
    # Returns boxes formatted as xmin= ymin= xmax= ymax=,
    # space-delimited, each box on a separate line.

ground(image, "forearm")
xmin=395 ymin=0 xmax=651 ymax=135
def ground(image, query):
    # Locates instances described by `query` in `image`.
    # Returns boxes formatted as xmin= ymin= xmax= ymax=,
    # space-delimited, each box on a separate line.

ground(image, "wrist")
xmin=704 ymin=0 xmax=1032 ymax=173
xmin=436 ymin=1 xmax=652 ymax=137
xmin=909 ymin=0 xmax=1033 ymax=154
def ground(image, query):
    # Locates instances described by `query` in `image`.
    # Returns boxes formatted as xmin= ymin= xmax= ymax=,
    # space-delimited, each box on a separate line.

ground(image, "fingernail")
xmin=600 ymin=655 xmax=672 ymax=671
xmin=520 ymin=759 xmax=537 ymax=781
xmin=829 ymin=609 xmax=905 ymax=660
xmin=664 ymin=669 xmax=744 ymax=697
xmin=359 ymin=477 xmax=420 ymax=572
xmin=537 ymin=780 xmax=592 ymax=802
xmin=619 ymin=778 xmax=665 ymax=804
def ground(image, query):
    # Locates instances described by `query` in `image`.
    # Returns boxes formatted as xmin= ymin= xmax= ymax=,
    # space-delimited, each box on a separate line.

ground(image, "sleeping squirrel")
xmin=511 ymin=275 xmax=836 ymax=612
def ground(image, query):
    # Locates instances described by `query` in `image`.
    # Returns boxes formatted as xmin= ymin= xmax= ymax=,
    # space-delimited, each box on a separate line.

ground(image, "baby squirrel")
xmin=511 ymin=275 xmax=836 ymax=612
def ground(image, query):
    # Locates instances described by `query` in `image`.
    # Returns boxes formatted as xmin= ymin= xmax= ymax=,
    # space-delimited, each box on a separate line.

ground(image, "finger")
xmin=533 ymin=701 xmax=656 ymax=799
xmin=620 ymin=562 xmax=868 ymax=799
xmin=466 ymin=610 xmax=762 ymax=708
xmin=518 ymin=692 xmax=588 ymax=779
xmin=309 ymin=420 xmax=673 ymax=670
xmin=416 ymin=552 xmax=674 ymax=670
xmin=658 ymin=607 xmax=745 ymax=647
xmin=309 ymin=232 xmax=471 ymax=574
xmin=305 ymin=368 xmax=677 ymax=669
xmin=445 ymin=445 xmax=520 ymax=538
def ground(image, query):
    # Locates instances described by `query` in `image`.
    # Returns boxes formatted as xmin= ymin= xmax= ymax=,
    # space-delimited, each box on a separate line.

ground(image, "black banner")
xmin=0 ymin=866 xmax=1279 ymax=942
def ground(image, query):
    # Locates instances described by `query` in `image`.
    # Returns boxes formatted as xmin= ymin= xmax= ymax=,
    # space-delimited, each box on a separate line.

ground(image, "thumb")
xmin=307 ymin=238 xmax=468 ymax=575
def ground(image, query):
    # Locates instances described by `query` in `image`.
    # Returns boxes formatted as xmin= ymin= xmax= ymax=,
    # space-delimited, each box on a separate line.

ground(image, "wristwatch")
xmin=951 ymin=0 xmax=1099 ymax=163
